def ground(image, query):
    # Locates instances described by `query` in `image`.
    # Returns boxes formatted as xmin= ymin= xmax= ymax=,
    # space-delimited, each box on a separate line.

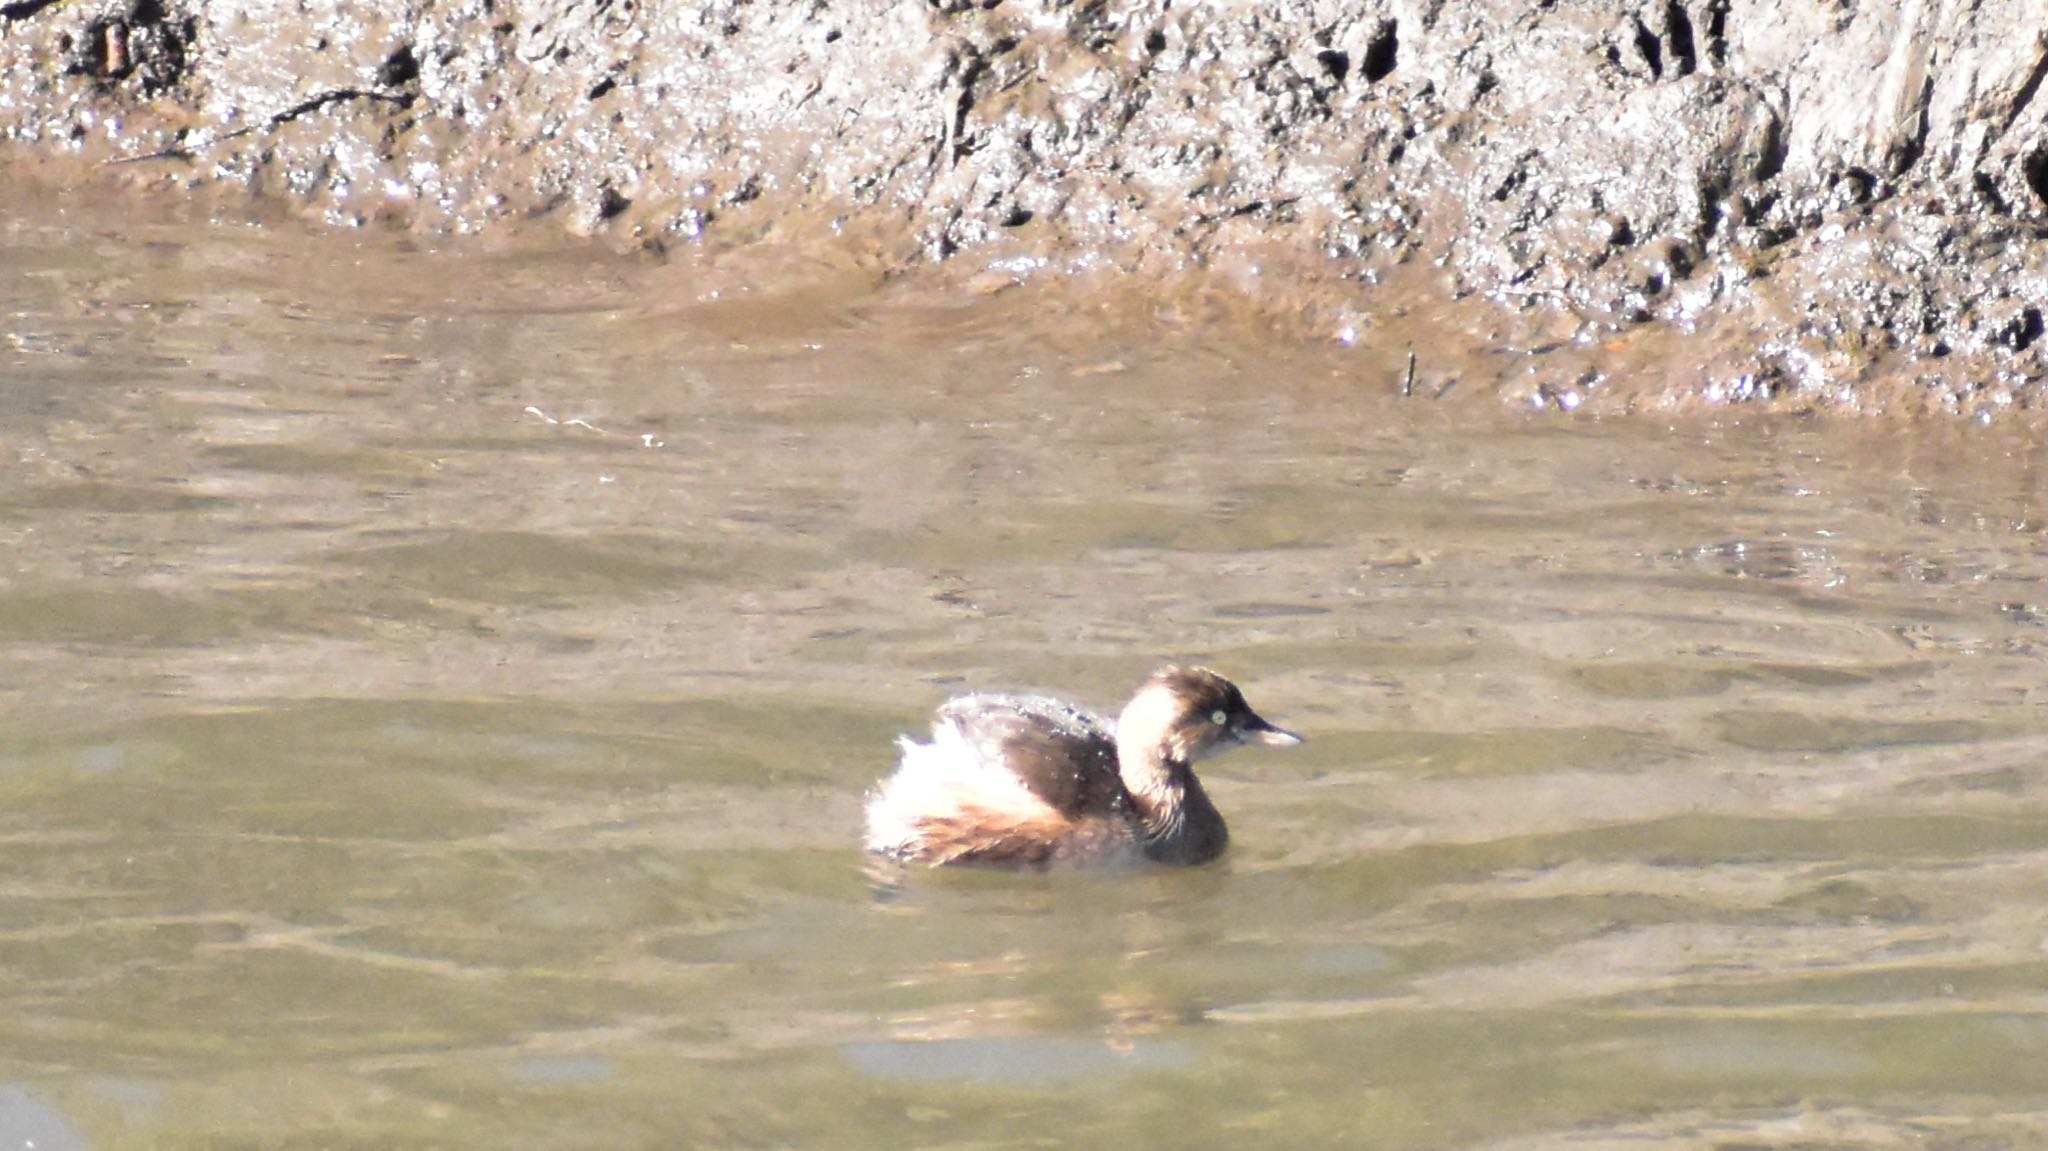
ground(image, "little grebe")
xmin=865 ymin=666 xmax=1301 ymax=867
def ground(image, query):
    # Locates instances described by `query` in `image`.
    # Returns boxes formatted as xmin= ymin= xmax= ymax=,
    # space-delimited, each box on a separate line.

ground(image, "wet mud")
xmin=2 ymin=0 xmax=2045 ymax=415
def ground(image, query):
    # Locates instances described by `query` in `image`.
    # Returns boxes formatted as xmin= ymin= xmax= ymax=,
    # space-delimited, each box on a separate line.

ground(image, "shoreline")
xmin=4 ymin=0 xmax=2044 ymax=416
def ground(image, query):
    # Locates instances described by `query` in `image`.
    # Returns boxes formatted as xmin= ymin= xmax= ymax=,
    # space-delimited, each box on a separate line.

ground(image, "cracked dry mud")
xmin=2 ymin=0 xmax=2045 ymax=415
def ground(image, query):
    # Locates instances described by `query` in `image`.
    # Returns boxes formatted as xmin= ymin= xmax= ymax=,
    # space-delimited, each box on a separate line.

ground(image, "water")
xmin=2 ymin=192 xmax=2045 ymax=1150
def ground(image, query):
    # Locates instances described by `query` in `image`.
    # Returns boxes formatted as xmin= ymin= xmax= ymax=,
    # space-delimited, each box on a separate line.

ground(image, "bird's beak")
xmin=1241 ymin=713 xmax=1304 ymax=747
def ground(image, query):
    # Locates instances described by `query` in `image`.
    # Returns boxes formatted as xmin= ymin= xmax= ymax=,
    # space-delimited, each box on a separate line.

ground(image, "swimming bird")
xmin=865 ymin=666 xmax=1301 ymax=867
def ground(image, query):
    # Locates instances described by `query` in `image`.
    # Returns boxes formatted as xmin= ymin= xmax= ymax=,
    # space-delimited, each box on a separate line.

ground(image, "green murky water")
xmin=2 ymin=195 xmax=2045 ymax=1150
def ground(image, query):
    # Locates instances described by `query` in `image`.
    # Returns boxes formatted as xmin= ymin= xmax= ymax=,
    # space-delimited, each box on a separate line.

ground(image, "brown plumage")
xmin=864 ymin=666 xmax=1302 ymax=868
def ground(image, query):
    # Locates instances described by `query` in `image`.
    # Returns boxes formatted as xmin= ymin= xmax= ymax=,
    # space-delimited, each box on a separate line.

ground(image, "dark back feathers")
xmin=935 ymin=693 xmax=1129 ymax=818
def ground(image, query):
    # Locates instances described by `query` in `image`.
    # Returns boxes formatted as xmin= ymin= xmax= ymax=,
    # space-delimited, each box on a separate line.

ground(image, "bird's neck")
xmin=1121 ymin=748 xmax=1228 ymax=865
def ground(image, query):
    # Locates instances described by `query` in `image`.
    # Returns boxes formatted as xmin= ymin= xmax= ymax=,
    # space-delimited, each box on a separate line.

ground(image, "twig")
xmin=104 ymin=87 xmax=412 ymax=165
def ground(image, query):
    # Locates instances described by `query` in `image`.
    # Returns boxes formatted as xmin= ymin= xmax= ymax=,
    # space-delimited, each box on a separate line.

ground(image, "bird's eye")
xmin=1210 ymin=709 xmax=1228 ymax=726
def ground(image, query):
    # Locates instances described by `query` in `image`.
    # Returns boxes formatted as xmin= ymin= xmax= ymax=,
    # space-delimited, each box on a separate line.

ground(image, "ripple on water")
xmin=842 ymin=1035 xmax=1191 ymax=1085
xmin=1648 ymin=1031 xmax=1873 ymax=1080
xmin=502 ymin=1055 xmax=618 ymax=1085
xmin=1714 ymin=710 xmax=1999 ymax=753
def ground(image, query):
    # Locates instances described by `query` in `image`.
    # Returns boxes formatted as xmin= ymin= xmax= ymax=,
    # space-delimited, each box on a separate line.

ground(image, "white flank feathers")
xmin=863 ymin=716 xmax=1057 ymax=856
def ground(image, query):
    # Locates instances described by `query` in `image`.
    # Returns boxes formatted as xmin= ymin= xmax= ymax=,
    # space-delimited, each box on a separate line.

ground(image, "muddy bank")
xmin=3 ymin=0 xmax=2044 ymax=415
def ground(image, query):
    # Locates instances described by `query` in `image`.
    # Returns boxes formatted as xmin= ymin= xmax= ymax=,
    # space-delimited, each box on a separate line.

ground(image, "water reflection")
xmin=0 ymin=195 xmax=2045 ymax=1149
xmin=0 ymin=1085 xmax=88 ymax=1151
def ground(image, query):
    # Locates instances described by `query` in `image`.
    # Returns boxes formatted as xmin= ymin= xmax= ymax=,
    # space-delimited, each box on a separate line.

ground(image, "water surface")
xmin=2 ymin=196 xmax=2046 ymax=1149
